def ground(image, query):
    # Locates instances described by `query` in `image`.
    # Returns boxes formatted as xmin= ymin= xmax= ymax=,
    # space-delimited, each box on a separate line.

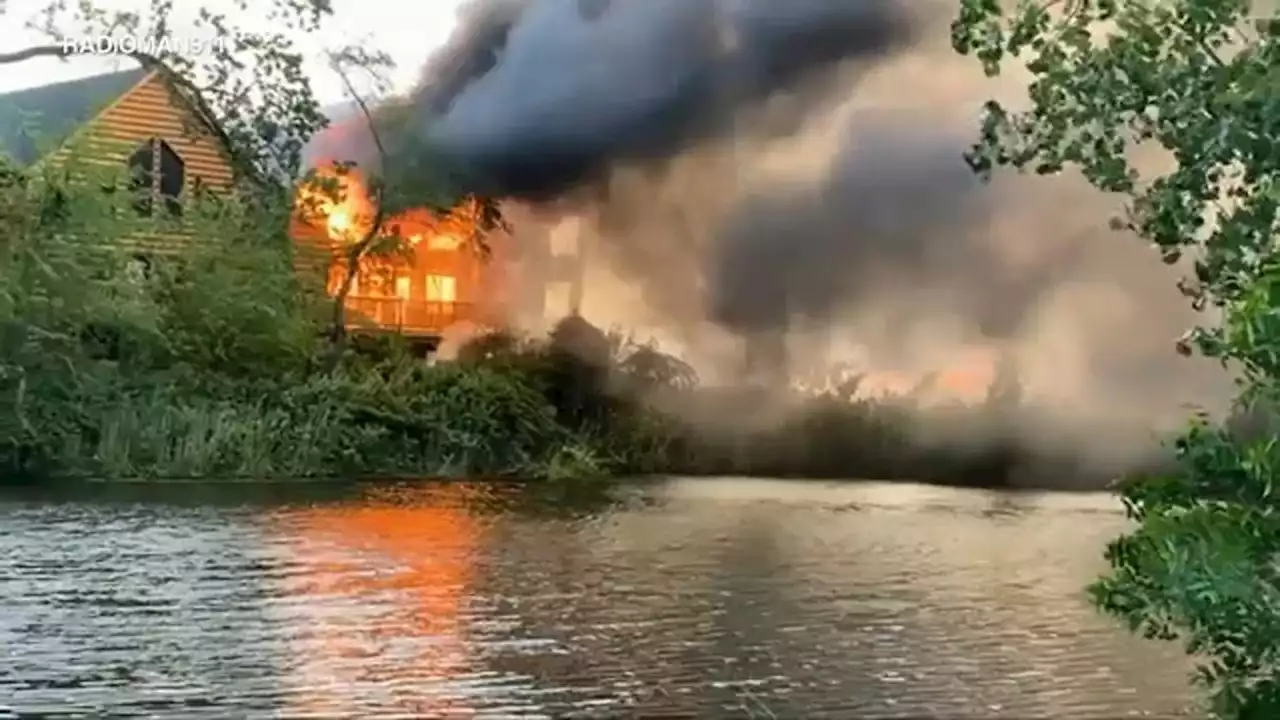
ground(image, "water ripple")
xmin=1 ymin=478 xmax=1196 ymax=717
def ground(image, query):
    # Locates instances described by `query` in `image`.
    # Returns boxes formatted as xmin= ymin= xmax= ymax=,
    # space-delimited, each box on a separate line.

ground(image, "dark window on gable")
xmin=37 ymin=170 xmax=73 ymax=225
xmin=156 ymin=140 xmax=184 ymax=216
xmin=40 ymin=186 xmax=69 ymax=225
xmin=125 ymin=138 xmax=185 ymax=217
xmin=126 ymin=142 xmax=154 ymax=216
xmin=125 ymin=253 xmax=152 ymax=283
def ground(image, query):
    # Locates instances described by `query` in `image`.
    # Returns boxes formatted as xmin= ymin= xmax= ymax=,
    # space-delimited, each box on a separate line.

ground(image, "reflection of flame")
xmin=269 ymin=484 xmax=485 ymax=716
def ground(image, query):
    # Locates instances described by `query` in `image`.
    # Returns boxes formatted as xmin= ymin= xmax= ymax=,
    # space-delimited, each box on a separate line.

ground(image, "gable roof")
xmin=0 ymin=68 xmax=150 ymax=165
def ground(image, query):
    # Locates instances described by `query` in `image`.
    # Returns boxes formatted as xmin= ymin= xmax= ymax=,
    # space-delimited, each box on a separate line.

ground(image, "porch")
xmin=344 ymin=296 xmax=478 ymax=337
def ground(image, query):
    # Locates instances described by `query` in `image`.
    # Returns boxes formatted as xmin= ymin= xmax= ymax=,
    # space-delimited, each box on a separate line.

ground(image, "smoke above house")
xmin=410 ymin=0 xmax=916 ymax=199
xmin=312 ymin=0 xmax=1233 ymax=473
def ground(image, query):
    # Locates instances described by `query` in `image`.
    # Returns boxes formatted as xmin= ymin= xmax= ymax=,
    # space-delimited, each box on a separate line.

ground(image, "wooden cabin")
xmin=0 ymin=66 xmax=237 ymax=258
xmin=0 ymin=68 xmax=586 ymax=347
xmin=295 ymin=107 xmax=587 ymax=346
xmin=288 ymin=161 xmax=504 ymax=341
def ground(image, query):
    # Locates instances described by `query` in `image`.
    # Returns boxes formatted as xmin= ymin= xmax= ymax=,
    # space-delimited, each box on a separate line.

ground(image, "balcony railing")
xmin=344 ymin=296 xmax=479 ymax=336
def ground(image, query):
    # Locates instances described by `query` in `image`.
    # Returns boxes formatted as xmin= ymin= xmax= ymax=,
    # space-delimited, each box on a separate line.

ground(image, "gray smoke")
xmin=338 ymin=0 xmax=1234 ymax=468
xmin=409 ymin=0 xmax=917 ymax=199
xmin=712 ymin=125 xmax=989 ymax=339
xmin=393 ymin=0 xmax=959 ymax=339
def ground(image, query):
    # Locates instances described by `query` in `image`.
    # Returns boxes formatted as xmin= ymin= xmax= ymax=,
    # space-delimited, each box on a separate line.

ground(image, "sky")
xmin=0 ymin=0 xmax=466 ymax=103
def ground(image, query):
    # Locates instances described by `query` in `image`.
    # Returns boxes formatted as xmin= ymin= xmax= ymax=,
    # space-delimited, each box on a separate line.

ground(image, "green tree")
xmin=952 ymin=1 xmax=1280 ymax=716
xmin=0 ymin=0 xmax=506 ymax=347
xmin=0 ymin=0 xmax=554 ymax=481
xmin=4 ymin=0 xmax=335 ymax=182
xmin=296 ymin=48 xmax=504 ymax=348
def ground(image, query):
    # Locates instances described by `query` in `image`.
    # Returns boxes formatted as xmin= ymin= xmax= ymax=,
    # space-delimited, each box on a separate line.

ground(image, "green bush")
xmin=953 ymin=0 xmax=1280 ymax=715
xmin=0 ymin=147 xmax=1165 ymax=490
xmin=0 ymin=149 xmax=600 ymax=483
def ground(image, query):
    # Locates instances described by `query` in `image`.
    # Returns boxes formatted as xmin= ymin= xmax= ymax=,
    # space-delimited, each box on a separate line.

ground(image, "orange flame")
xmin=850 ymin=346 xmax=999 ymax=403
xmin=291 ymin=162 xmax=510 ymax=333
xmin=295 ymin=165 xmax=377 ymax=244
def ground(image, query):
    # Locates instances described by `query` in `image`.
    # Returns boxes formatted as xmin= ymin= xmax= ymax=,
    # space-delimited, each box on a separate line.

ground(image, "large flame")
xmin=291 ymin=162 xmax=509 ymax=337
xmin=295 ymin=165 xmax=377 ymax=244
xmin=327 ymin=208 xmax=352 ymax=238
xmin=296 ymin=164 xmax=495 ymax=243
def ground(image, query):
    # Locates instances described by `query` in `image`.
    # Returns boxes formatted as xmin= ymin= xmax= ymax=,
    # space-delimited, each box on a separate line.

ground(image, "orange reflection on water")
xmin=268 ymin=483 xmax=487 ymax=716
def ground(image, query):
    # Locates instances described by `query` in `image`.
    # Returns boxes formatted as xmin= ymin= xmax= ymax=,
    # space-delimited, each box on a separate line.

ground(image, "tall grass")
xmin=453 ymin=318 xmax=1163 ymax=488
xmin=19 ymin=357 xmax=596 ymax=482
xmin=0 ymin=150 xmax=1171 ymax=487
xmin=0 ymin=152 xmax=592 ymax=483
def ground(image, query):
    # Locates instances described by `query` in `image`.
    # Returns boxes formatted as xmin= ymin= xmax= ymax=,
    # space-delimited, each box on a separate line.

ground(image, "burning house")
xmin=292 ymin=103 xmax=586 ymax=347
xmin=0 ymin=66 xmax=583 ymax=351
xmin=290 ymin=162 xmax=499 ymax=336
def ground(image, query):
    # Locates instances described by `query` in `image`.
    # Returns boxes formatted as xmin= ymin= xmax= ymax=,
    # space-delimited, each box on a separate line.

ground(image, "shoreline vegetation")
xmin=954 ymin=1 xmax=1280 ymax=716
xmin=0 ymin=151 xmax=1165 ymax=490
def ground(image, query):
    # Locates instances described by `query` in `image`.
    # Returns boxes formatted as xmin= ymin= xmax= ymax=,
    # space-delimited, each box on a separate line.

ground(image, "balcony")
xmin=344 ymin=296 xmax=479 ymax=337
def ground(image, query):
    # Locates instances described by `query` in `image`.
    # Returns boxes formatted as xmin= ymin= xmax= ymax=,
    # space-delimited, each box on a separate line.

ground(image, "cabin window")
xmin=125 ymin=254 xmax=152 ymax=283
xmin=126 ymin=143 xmax=153 ymax=215
xmin=394 ymin=276 xmax=411 ymax=299
xmin=127 ymin=138 xmax=185 ymax=217
xmin=156 ymin=141 xmax=184 ymax=211
xmin=425 ymin=274 xmax=457 ymax=302
xmin=39 ymin=185 xmax=70 ymax=225
xmin=427 ymin=233 xmax=461 ymax=251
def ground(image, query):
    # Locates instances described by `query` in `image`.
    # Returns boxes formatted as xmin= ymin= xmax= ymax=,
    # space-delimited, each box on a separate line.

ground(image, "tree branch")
xmin=0 ymin=42 xmax=173 ymax=72
xmin=324 ymin=52 xmax=391 ymax=350
xmin=0 ymin=44 xmax=71 ymax=64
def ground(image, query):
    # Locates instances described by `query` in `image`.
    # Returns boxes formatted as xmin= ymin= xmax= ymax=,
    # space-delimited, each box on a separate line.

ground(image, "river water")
xmin=1 ymin=478 xmax=1197 ymax=718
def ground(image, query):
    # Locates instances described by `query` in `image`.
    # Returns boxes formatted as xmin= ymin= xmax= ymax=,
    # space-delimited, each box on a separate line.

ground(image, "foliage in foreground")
xmin=953 ymin=0 xmax=1280 ymax=716
xmin=0 ymin=151 xmax=1123 ymax=488
xmin=0 ymin=156 xmax=591 ymax=482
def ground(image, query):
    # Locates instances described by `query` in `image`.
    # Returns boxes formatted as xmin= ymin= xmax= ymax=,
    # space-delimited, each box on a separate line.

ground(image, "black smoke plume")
xmin=408 ymin=0 xmax=918 ymax=199
xmin=329 ymin=0 xmax=1232 ymax=473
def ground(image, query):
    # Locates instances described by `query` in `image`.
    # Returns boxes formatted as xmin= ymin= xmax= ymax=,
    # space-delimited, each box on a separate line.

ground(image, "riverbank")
xmin=6 ymin=314 xmax=1167 ymax=490
xmin=0 ymin=167 xmax=1165 ymax=489
xmin=2 ymin=339 xmax=1155 ymax=490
